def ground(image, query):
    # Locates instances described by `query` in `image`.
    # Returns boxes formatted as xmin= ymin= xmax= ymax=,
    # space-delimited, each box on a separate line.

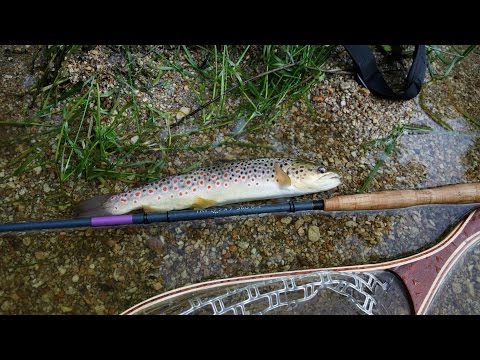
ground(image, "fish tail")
xmin=73 ymin=194 xmax=116 ymax=217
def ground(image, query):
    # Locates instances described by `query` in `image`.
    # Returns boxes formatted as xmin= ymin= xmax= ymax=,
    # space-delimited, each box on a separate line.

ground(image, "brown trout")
xmin=75 ymin=158 xmax=340 ymax=216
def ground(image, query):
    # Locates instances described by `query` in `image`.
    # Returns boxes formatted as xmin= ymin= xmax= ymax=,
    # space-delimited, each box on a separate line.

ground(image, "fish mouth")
xmin=319 ymin=172 xmax=341 ymax=190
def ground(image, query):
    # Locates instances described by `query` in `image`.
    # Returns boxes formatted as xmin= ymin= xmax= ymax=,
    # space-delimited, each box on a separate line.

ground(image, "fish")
xmin=74 ymin=158 xmax=341 ymax=217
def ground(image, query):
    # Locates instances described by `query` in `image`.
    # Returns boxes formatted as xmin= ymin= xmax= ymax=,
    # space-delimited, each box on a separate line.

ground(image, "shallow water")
xmin=0 ymin=46 xmax=479 ymax=314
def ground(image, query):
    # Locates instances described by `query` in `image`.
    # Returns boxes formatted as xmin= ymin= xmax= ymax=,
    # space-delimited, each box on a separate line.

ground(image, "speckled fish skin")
xmin=78 ymin=158 xmax=341 ymax=216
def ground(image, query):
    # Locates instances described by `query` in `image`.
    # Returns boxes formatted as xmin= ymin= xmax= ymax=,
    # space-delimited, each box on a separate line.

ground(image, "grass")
xmin=419 ymin=45 xmax=478 ymax=130
xmin=359 ymin=123 xmax=433 ymax=193
xmin=1 ymin=45 xmax=334 ymax=183
xmin=1 ymin=44 xmax=476 ymax=185
xmin=426 ymin=45 xmax=477 ymax=80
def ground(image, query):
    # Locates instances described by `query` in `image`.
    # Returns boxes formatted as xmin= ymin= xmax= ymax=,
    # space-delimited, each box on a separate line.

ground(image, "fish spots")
xmin=148 ymin=189 xmax=154 ymax=193
xmin=174 ymin=186 xmax=178 ymax=190
xmin=179 ymin=192 xmax=183 ymax=196
xmin=174 ymin=179 xmax=178 ymax=184
xmin=224 ymin=183 xmax=228 ymax=187
xmin=208 ymin=185 xmax=212 ymax=190
xmin=200 ymin=180 xmax=204 ymax=185
xmin=235 ymin=170 xmax=240 ymax=173
xmin=216 ymin=181 xmax=220 ymax=186
xmin=120 ymin=197 xmax=127 ymax=203
xmin=135 ymin=192 xmax=141 ymax=197
xmin=163 ymin=187 xmax=168 ymax=192
xmin=193 ymin=188 xmax=197 ymax=192
xmin=133 ymin=200 xmax=138 ymax=203
xmin=186 ymin=180 xmax=191 ymax=185
xmin=224 ymin=173 xmax=228 ymax=178
xmin=157 ymin=196 xmax=161 ymax=200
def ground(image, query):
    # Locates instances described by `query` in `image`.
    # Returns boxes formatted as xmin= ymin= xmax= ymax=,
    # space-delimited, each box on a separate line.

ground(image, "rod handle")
xmin=324 ymin=183 xmax=480 ymax=211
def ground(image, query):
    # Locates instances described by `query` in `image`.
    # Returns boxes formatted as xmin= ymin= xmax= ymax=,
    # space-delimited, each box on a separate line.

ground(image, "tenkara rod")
xmin=0 ymin=200 xmax=322 ymax=233
xmin=1 ymin=182 xmax=479 ymax=233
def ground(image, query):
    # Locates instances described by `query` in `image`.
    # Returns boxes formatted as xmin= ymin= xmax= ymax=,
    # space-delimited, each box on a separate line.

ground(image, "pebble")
xmin=466 ymin=281 xmax=475 ymax=297
xmin=294 ymin=219 xmax=304 ymax=229
xmin=308 ymin=225 xmax=321 ymax=242
xmin=130 ymin=135 xmax=139 ymax=144
xmin=33 ymin=166 xmax=42 ymax=175
xmin=238 ymin=241 xmax=249 ymax=250
xmin=452 ymin=282 xmax=462 ymax=294
xmin=152 ymin=282 xmax=163 ymax=291
xmin=281 ymin=217 xmax=292 ymax=225
xmin=72 ymin=275 xmax=79 ymax=283
xmin=176 ymin=107 xmax=190 ymax=120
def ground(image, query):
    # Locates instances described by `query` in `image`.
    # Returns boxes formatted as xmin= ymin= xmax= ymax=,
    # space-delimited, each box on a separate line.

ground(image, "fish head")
xmin=288 ymin=160 xmax=341 ymax=192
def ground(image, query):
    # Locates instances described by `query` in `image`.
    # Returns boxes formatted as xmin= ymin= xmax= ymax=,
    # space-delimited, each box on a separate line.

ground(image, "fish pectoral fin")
xmin=192 ymin=197 xmax=218 ymax=209
xmin=274 ymin=163 xmax=292 ymax=188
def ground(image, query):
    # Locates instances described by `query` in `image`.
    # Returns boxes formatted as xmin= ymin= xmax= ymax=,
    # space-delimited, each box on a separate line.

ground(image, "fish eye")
xmin=318 ymin=167 xmax=326 ymax=174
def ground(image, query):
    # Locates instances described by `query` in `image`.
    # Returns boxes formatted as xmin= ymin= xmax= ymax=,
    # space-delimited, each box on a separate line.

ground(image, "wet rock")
xmin=308 ymin=225 xmax=321 ymax=242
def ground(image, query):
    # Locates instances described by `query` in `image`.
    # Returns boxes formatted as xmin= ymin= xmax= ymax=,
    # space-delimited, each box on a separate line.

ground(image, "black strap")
xmin=343 ymin=45 xmax=426 ymax=100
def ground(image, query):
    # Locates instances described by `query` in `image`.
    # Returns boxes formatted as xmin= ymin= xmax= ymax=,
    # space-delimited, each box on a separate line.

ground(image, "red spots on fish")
xmin=235 ymin=169 xmax=240 ymax=173
xmin=185 ymin=192 xmax=188 ymax=195
xmin=251 ymin=178 xmax=255 ymax=182
xmin=154 ymin=181 xmax=159 ymax=184
xmin=174 ymin=179 xmax=178 ymax=184
xmin=174 ymin=186 xmax=178 ymax=190
xmin=224 ymin=173 xmax=228 ymax=178
xmin=193 ymin=178 xmax=197 ymax=182
xmin=186 ymin=180 xmax=191 ymax=185
xmin=148 ymin=189 xmax=154 ymax=193
xmin=199 ymin=171 xmax=204 ymax=176
xmin=216 ymin=181 xmax=220 ymax=186
xmin=134 ymin=200 xmax=138 ymax=203
xmin=200 ymin=180 xmax=204 ymax=185
xmin=120 ymin=197 xmax=127 ymax=203
xmin=224 ymin=183 xmax=228 ymax=187
xmin=208 ymin=185 xmax=212 ymax=189
xmin=234 ymin=179 xmax=238 ymax=182
xmin=193 ymin=188 xmax=197 ymax=192
xmin=163 ymin=187 xmax=168 ymax=192
xmin=135 ymin=192 xmax=141 ymax=197
xmin=180 ymin=179 xmax=184 ymax=183
xmin=179 ymin=192 xmax=183 ymax=196
xmin=157 ymin=196 xmax=161 ymax=200
xmin=242 ymin=176 xmax=246 ymax=180
xmin=212 ymin=175 xmax=217 ymax=179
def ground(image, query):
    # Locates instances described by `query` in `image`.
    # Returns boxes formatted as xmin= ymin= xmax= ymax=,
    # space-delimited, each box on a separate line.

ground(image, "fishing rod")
xmin=1 ymin=183 xmax=479 ymax=233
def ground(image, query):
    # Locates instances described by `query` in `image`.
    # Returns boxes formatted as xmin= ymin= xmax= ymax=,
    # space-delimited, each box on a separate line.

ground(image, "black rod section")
xmin=0 ymin=200 xmax=324 ymax=233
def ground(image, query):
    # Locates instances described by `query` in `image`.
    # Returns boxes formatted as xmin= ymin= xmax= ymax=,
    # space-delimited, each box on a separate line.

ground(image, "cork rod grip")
xmin=323 ymin=183 xmax=480 ymax=211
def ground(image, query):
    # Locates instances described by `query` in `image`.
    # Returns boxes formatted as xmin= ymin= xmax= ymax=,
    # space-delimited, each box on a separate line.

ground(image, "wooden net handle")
xmin=324 ymin=183 xmax=480 ymax=211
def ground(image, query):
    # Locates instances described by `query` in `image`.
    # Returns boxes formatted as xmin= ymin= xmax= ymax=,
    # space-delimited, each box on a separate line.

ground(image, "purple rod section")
xmin=91 ymin=215 xmax=134 ymax=227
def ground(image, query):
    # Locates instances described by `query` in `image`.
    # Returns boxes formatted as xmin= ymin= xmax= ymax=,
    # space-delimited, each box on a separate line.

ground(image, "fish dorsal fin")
xmin=274 ymin=163 xmax=291 ymax=188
